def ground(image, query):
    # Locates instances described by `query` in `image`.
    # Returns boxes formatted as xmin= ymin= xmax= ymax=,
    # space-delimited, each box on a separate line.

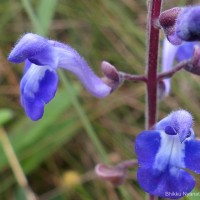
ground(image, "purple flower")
xmin=159 ymin=6 xmax=200 ymax=45
xmin=176 ymin=6 xmax=200 ymax=42
xmin=135 ymin=110 xmax=200 ymax=199
xmin=8 ymin=33 xmax=111 ymax=120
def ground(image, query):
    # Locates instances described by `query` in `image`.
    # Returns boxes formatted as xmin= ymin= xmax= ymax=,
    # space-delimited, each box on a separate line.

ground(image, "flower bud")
xmin=101 ymin=61 xmax=124 ymax=92
xmin=101 ymin=61 xmax=119 ymax=81
xmin=95 ymin=163 xmax=127 ymax=186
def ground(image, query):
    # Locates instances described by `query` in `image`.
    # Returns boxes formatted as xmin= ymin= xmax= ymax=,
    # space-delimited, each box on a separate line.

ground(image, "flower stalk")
xmin=158 ymin=59 xmax=192 ymax=80
xmin=146 ymin=0 xmax=162 ymax=199
xmin=146 ymin=0 xmax=162 ymax=129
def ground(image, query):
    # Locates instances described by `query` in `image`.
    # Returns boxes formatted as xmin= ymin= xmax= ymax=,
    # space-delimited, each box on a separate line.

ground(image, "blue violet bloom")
xmin=8 ymin=33 xmax=111 ymax=120
xmin=135 ymin=110 xmax=200 ymax=199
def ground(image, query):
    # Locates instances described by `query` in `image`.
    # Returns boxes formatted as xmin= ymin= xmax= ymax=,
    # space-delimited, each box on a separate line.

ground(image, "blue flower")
xmin=8 ymin=33 xmax=111 ymax=120
xmin=135 ymin=110 xmax=200 ymax=199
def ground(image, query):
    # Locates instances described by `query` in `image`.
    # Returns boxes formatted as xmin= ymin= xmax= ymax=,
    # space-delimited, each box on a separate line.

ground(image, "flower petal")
xmin=167 ymin=33 xmax=182 ymax=45
xmin=162 ymin=38 xmax=179 ymax=73
xmin=184 ymin=140 xmax=200 ymax=174
xmin=135 ymin=130 xmax=186 ymax=170
xmin=21 ymin=97 xmax=45 ymax=121
xmin=20 ymin=63 xmax=58 ymax=120
xmin=24 ymin=59 xmax=32 ymax=74
xmin=135 ymin=130 xmax=161 ymax=167
xmin=137 ymin=166 xmax=195 ymax=198
xmin=8 ymin=33 xmax=57 ymax=67
xmin=50 ymin=40 xmax=111 ymax=98
xmin=160 ymin=38 xmax=179 ymax=97
xmin=164 ymin=126 xmax=177 ymax=135
xmin=176 ymin=6 xmax=200 ymax=41
xmin=176 ymin=42 xmax=197 ymax=62
xmin=155 ymin=110 xmax=193 ymax=142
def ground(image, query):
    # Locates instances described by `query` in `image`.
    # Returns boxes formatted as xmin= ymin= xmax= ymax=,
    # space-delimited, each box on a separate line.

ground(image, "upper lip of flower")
xmin=165 ymin=126 xmax=193 ymax=143
xmin=178 ymin=129 xmax=192 ymax=143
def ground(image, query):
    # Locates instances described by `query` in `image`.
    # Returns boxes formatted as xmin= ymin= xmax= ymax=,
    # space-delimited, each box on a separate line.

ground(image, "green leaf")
xmin=0 ymin=109 xmax=13 ymax=126
xmin=37 ymin=0 xmax=58 ymax=36
xmin=184 ymin=188 xmax=200 ymax=200
xmin=13 ymin=187 xmax=27 ymax=200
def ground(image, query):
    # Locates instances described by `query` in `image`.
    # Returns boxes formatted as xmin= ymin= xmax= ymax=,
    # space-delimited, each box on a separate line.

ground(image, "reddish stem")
xmin=146 ymin=0 xmax=162 ymax=129
xmin=121 ymin=72 xmax=147 ymax=82
xmin=146 ymin=1 xmax=162 ymax=200
xmin=158 ymin=59 xmax=191 ymax=80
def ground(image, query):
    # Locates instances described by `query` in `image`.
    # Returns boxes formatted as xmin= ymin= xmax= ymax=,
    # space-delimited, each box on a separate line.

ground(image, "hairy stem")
xmin=146 ymin=0 xmax=162 ymax=129
xmin=158 ymin=59 xmax=192 ymax=80
xmin=121 ymin=72 xmax=147 ymax=82
xmin=146 ymin=0 xmax=162 ymax=199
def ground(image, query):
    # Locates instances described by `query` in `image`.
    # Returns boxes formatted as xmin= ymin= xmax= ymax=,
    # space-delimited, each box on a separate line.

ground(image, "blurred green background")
xmin=0 ymin=0 xmax=200 ymax=199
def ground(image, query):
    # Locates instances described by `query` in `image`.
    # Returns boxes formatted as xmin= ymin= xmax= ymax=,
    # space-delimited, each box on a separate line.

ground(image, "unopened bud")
xmin=95 ymin=163 xmax=127 ymax=186
xmin=101 ymin=61 xmax=119 ymax=81
xmin=101 ymin=61 xmax=124 ymax=92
